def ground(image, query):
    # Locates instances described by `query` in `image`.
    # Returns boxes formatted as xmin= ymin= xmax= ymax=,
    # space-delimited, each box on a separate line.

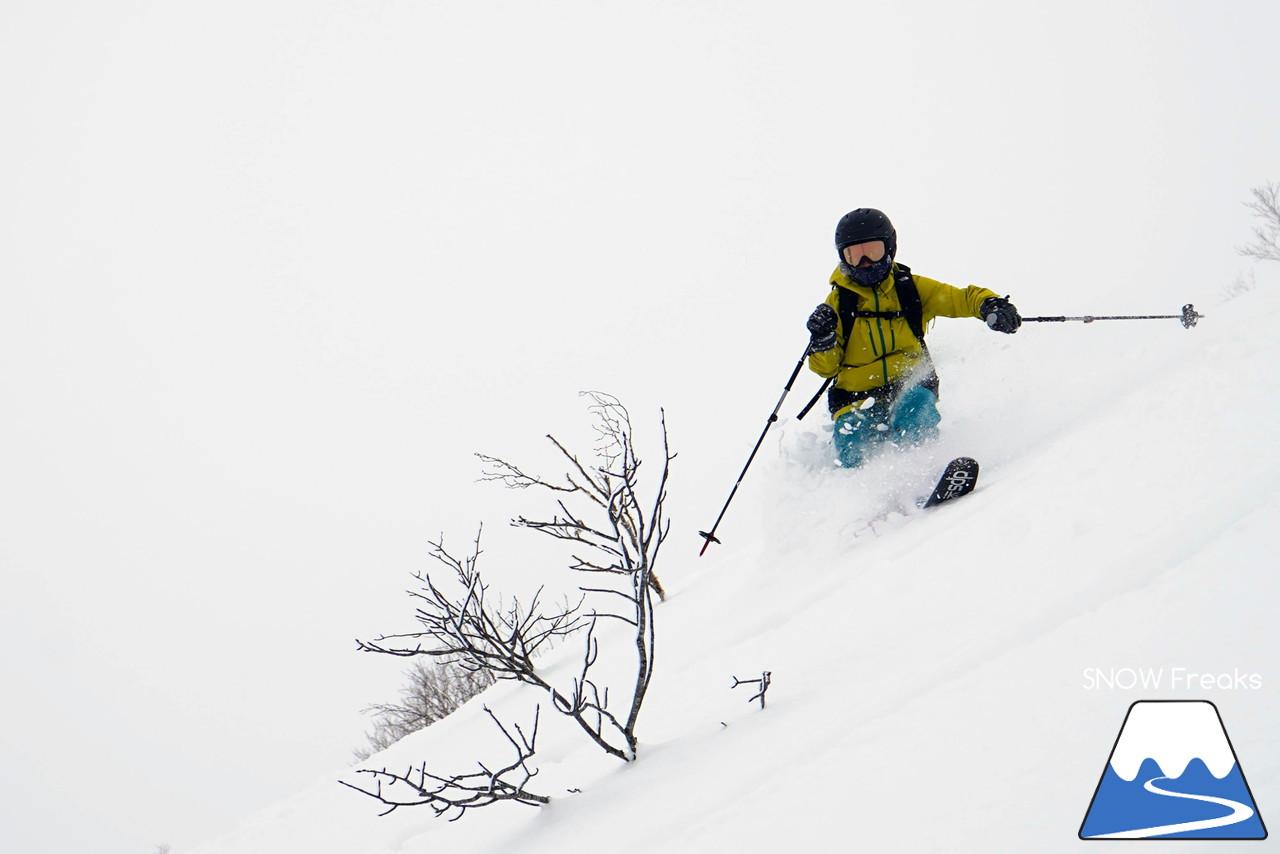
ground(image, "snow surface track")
xmin=191 ymin=287 xmax=1279 ymax=853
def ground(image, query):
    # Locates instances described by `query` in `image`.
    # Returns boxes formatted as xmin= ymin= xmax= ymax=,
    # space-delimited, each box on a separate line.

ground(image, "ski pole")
xmin=698 ymin=341 xmax=812 ymax=556
xmin=1022 ymin=303 xmax=1204 ymax=329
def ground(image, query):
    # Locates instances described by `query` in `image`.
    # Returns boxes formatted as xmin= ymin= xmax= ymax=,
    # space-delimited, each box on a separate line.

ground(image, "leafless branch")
xmin=356 ymin=529 xmax=586 ymax=677
xmin=342 ymin=706 xmax=550 ymax=819
xmin=479 ymin=393 xmax=670 ymax=600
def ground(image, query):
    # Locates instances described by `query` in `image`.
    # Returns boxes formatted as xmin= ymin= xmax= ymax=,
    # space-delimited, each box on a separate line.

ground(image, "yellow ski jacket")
xmin=808 ymin=263 xmax=999 ymax=419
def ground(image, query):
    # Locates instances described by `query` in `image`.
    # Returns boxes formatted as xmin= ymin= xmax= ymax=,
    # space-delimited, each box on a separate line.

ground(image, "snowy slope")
xmin=189 ymin=283 xmax=1279 ymax=853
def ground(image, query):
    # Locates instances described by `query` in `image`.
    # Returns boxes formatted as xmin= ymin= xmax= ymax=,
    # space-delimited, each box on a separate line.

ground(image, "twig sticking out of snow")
xmin=731 ymin=671 xmax=772 ymax=709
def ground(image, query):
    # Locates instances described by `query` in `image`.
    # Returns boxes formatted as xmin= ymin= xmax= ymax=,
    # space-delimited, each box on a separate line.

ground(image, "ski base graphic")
xmin=920 ymin=456 xmax=979 ymax=508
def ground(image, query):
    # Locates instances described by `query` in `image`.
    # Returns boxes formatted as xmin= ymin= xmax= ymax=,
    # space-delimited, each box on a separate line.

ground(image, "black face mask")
xmin=841 ymin=256 xmax=892 ymax=286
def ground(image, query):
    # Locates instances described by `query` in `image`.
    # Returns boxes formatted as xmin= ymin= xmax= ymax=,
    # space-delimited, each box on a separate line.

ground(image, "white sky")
xmin=2 ymin=1 xmax=1278 ymax=852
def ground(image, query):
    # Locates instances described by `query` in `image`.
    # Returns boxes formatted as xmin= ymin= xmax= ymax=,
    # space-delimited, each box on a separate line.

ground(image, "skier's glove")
xmin=981 ymin=296 xmax=1022 ymax=334
xmin=806 ymin=304 xmax=838 ymax=352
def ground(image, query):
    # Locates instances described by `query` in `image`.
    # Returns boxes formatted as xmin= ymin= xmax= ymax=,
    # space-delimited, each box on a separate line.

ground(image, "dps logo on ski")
xmin=919 ymin=456 xmax=978 ymax=508
xmin=935 ymin=460 xmax=975 ymax=501
xmin=1079 ymin=701 xmax=1267 ymax=840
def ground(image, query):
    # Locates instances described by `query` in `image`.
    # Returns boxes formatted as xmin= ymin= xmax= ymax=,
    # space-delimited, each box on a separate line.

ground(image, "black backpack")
xmin=826 ymin=262 xmax=939 ymax=415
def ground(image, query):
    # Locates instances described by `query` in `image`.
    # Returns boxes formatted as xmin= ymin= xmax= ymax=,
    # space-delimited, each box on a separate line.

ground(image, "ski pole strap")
xmin=796 ymin=378 xmax=831 ymax=421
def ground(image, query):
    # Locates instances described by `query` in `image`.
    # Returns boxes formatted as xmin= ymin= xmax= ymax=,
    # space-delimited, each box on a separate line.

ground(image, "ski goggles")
xmin=841 ymin=240 xmax=887 ymax=266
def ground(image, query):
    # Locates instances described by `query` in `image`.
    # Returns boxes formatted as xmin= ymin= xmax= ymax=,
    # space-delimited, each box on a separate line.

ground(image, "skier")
xmin=806 ymin=208 xmax=1021 ymax=468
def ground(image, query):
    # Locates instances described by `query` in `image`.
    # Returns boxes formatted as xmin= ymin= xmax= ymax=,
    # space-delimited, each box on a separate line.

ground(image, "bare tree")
xmin=350 ymin=393 xmax=673 ymax=816
xmin=353 ymin=660 xmax=496 ymax=762
xmin=1238 ymin=180 xmax=1280 ymax=263
xmin=476 ymin=392 xmax=671 ymax=756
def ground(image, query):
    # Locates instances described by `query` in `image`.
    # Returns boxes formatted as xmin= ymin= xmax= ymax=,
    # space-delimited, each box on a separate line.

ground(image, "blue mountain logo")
xmin=1080 ymin=700 xmax=1267 ymax=840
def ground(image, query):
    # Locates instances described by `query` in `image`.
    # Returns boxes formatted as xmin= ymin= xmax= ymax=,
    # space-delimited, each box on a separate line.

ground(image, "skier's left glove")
xmin=981 ymin=296 xmax=1021 ymax=334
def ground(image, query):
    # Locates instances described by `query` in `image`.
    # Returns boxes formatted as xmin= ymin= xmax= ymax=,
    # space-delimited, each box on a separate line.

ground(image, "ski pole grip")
xmin=1180 ymin=304 xmax=1202 ymax=329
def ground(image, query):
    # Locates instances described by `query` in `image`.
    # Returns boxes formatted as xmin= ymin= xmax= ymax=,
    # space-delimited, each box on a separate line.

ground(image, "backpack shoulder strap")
xmin=893 ymin=262 xmax=940 ymax=395
xmin=893 ymin=263 xmax=926 ymax=343
xmin=833 ymin=283 xmax=858 ymax=344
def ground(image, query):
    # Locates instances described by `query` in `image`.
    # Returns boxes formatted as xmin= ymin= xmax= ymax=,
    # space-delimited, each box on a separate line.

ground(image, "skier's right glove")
xmin=806 ymin=304 xmax=838 ymax=352
xmin=981 ymin=296 xmax=1022 ymax=334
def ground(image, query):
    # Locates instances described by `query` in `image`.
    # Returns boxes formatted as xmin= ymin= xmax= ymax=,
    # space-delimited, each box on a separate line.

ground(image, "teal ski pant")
xmin=833 ymin=384 xmax=940 ymax=468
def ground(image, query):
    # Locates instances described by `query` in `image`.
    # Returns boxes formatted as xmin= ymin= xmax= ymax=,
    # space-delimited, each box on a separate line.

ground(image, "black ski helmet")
xmin=834 ymin=208 xmax=896 ymax=263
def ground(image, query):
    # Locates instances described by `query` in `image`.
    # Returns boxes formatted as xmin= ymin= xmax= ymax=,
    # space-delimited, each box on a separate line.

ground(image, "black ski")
xmin=920 ymin=456 xmax=979 ymax=508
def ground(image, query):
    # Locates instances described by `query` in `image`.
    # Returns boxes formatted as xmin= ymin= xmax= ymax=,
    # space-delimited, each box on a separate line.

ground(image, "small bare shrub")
xmin=1238 ymin=181 xmax=1280 ymax=263
xmin=353 ymin=660 xmax=496 ymax=762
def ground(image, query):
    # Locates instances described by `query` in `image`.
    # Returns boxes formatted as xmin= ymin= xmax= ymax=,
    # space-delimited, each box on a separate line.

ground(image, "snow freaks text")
xmin=1082 ymin=668 xmax=1263 ymax=691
